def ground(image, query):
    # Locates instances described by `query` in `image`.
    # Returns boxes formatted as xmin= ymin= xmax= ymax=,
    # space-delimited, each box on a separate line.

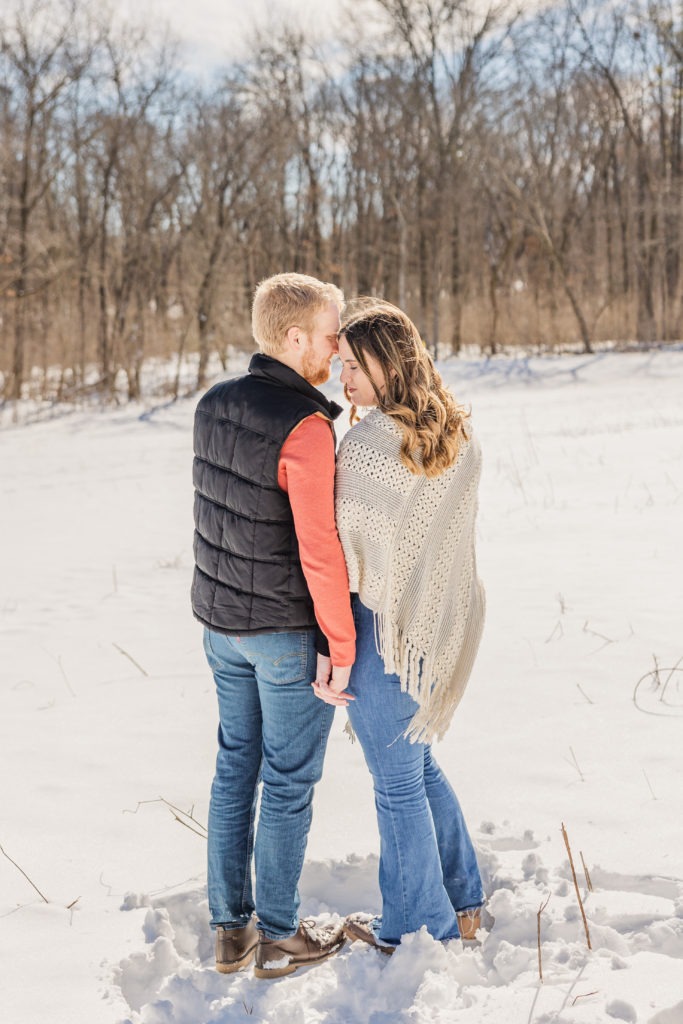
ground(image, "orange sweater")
xmin=278 ymin=414 xmax=355 ymax=667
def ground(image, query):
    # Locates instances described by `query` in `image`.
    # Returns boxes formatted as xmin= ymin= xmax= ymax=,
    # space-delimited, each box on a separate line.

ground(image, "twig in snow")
xmin=67 ymin=896 xmax=81 ymax=926
xmin=537 ymin=893 xmax=551 ymax=983
xmin=571 ymin=991 xmax=599 ymax=1006
xmin=642 ymin=769 xmax=657 ymax=801
xmin=123 ymin=797 xmax=208 ymax=838
xmin=580 ymin=851 xmax=593 ymax=892
xmin=582 ymin=620 xmax=614 ymax=653
xmin=569 ymin=749 xmax=585 ymax=778
xmin=163 ymin=800 xmax=207 ymax=838
xmin=660 ymin=655 xmax=683 ymax=704
xmin=57 ymin=655 xmax=77 ymax=698
xmin=576 ymin=682 xmax=594 ymax=705
xmin=112 ymin=642 xmax=148 ymax=677
xmin=633 ymin=661 xmax=683 ymax=716
xmin=652 ymin=653 xmax=661 ymax=688
xmin=561 ymin=823 xmax=592 ymax=949
xmin=40 ymin=645 xmax=76 ymax=697
xmin=545 ymin=620 xmax=563 ymax=643
xmin=0 ymin=843 xmax=48 ymax=903
xmin=172 ymin=815 xmax=208 ymax=839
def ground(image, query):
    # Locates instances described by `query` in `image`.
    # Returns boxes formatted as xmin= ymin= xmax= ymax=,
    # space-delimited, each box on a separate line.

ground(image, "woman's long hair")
xmin=341 ymin=301 xmax=470 ymax=477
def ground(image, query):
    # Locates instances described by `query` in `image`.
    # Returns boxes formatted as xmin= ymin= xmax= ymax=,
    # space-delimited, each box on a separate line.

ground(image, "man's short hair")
xmin=251 ymin=273 xmax=344 ymax=355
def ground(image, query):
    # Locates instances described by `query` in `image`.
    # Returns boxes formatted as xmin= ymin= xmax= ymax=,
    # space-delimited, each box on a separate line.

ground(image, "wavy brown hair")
xmin=340 ymin=301 xmax=470 ymax=477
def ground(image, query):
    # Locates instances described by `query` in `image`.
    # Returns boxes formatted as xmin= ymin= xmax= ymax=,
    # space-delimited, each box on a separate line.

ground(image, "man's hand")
xmin=315 ymin=653 xmax=332 ymax=687
xmin=312 ymin=663 xmax=355 ymax=707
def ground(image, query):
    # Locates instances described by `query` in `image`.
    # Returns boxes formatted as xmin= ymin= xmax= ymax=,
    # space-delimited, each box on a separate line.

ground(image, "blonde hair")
xmin=341 ymin=301 xmax=470 ymax=477
xmin=252 ymin=273 xmax=343 ymax=355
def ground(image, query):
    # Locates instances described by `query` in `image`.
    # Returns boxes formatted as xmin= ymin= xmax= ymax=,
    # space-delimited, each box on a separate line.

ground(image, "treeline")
xmin=1 ymin=0 xmax=682 ymax=402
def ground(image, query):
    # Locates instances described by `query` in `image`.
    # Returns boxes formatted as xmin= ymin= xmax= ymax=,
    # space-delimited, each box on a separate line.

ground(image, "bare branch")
xmin=537 ymin=893 xmax=551 ymax=982
xmin=112 ymin=643 xmax=148 ymax=677
xmin=0 ymin=842 xmax=49 ymax=903
xmin=561 ymin=823 xmax=592 ymax=950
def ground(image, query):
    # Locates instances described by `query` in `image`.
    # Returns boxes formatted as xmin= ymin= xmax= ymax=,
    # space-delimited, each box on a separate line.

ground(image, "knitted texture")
xmin=335 ymin=407 xmax=485 ymax=742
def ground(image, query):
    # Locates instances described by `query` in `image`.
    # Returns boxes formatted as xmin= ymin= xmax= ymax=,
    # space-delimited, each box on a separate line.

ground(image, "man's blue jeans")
xmin=347 ymin=597 xmax=484 ymax=946
xmin=203 ymin=627 xmax=334 ymax=939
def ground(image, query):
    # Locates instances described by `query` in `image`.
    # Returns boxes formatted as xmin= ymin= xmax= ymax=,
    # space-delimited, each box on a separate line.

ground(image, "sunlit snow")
xmin=1 ymin=348 xmax=682 ymax=1023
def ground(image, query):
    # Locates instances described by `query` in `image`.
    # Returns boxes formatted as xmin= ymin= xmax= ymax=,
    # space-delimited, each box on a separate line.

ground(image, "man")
xmin=192 ymin=273 xmax=355 ymax=978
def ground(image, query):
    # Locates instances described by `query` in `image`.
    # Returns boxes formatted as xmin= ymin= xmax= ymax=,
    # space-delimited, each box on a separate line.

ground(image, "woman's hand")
xmin=312 ymin=660 xmax=355 ymax=707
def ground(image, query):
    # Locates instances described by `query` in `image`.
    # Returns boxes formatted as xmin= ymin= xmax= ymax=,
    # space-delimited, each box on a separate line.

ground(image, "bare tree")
xmin=181 ymin=82 xmax=263 ymax=389
xmin=0 ymin=0 xmax=91 ymax=399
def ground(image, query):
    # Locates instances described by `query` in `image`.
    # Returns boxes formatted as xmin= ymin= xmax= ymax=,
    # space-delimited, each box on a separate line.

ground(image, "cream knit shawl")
xmin=335 ymin=407 xmax=485 ymax=743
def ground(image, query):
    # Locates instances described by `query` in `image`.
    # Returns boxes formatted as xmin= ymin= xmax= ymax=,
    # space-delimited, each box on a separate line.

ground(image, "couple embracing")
xmin=191 ymin=272 xmax=486 ymax=978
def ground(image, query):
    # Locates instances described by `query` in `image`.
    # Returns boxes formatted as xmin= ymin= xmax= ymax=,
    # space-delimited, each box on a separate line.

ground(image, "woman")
xmin=313 ymin=301 xmax=485 ymax=951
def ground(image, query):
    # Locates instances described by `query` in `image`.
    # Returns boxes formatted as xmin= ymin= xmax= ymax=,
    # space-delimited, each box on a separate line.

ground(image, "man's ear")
xmin=285 ymin=325 xmax=302 ymax=350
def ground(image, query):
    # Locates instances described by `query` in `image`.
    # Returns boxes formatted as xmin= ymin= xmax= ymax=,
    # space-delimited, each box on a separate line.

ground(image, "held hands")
xmin=312 ymin=654 xmax=355 ymax=707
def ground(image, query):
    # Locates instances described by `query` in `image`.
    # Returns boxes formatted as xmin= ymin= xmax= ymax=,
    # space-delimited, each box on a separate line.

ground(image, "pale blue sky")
xmin=117 ymin=0 xmax=345 ymax=72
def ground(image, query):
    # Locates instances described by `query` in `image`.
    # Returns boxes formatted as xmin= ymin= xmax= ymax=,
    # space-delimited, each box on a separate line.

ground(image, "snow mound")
xmin=113 ymin=829 xmax=683 ymax=1024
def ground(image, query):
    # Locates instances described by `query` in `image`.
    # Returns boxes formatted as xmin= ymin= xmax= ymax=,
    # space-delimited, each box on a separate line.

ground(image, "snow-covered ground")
xmin=1 ymin=348 xmax=682 ymax=1024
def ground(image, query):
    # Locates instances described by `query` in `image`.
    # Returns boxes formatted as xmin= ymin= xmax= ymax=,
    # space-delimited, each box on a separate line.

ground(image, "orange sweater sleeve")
xmin=278 ymin=415 xmax=355 ymax=667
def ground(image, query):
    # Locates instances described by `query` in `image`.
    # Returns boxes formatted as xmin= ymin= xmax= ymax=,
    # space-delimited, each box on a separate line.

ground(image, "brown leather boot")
xmin=343 ymin=913 xmax=395 ymax=954
xmin=344 ymin=910 xmax=482 ymax=947
xmin=457 ymin=909 xmax=481 ymax=941
xmin=253 ymin=919 xmax=346 ymax=978
xmin=215 ymin=919 xmax=259 ymax=973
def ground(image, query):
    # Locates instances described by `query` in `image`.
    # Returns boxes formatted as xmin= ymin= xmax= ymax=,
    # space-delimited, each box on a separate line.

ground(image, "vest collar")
xmin=248 ymin=353 xmax=343 ymax=421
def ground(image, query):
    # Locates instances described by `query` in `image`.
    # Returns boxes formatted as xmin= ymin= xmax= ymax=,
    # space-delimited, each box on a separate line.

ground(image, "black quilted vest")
xmin=191 ymin=353 xmax=343 ymax=635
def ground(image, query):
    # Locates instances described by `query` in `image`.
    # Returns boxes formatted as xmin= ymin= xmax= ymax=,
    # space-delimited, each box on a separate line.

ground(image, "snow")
xmin=1 ymin=348 xmax=682 ymax=1023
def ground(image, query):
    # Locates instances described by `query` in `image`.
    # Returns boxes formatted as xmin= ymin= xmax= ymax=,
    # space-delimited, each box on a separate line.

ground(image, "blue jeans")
xmin=347 ymin=597 xmax=484 ymax=946
xmin=203 ymin=627 xmax=334 ymax=939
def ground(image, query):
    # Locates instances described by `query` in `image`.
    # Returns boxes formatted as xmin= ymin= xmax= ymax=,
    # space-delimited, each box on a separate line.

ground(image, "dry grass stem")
xmin=572 ymin=991 xmax=599 ymax=1006
xmin=123 ymin=797 xmax=208 ymax=838
xmin=580 ymin=851 xmax=593 ymax=892
xmin=660 ymin=655 xmax=683 ymax=703
xmin=633 ymin=659 xmax=683 ymax=716
xmin=642 ymin=769 xmax=658 ymax=801
xmin=172 ymin=815 xmax=208 ymax=839
xmin=57 ymin=655 xmax=77 ymax=698
xmin=576 ymin=682 xmax=594 ymax=704
xmin=112 ymin=642 xmax=149 ymax=677
xmin=652 ymin=654 xmax=661 ymax=687
xmin=561 ymin=823 xmax=592 ymax=949
xmin=162 ymin=799 xmax=208 ymax=837
xmin=0 ymin=842 xmax=48 ymax=903
xmin=568 ymin=746 xmax=585 ymax=782
xmin=545 ymin=620 xmax=563 ymax=643
xmin=582 ymin=620 xmax=614 ymax=653
xmin=537 ymin=893 xmax=551 ymax=983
